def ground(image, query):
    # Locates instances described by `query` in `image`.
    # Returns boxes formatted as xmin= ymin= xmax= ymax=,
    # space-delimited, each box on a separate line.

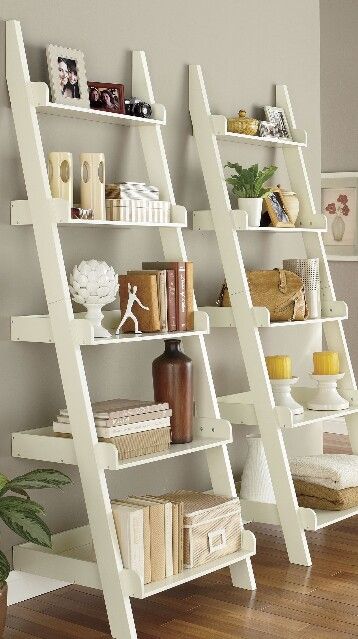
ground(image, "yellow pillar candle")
xmin=265 ymin=355 xmax=292 ymax=380
xmin=313 ymin=351 xmax=340 ymax=375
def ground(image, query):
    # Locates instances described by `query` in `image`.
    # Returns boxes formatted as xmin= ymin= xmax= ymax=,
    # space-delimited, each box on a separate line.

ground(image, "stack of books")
xmin=112 ymin=495 xmax=184 ymax=584
xmin=105 ymin=182 xmax=170 ymax=223
xmin=119 ymin=262 xmax=193 ymax=333
xmin=112 ymin=491 xmax=243 ymax=583
xmin=53 ymin=398 xmax=172 ymax=460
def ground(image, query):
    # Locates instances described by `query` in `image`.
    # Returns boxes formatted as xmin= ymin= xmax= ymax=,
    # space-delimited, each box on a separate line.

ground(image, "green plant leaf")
xmin=0 ymin=499 xmax=51 ymax=547
xmin=0 ymin=550 xmax=10 ymax=586
xmin=0 ymin=496 xmax=45 ymax=516
xmin=0 ymin=474 xmax=9 ymax=493
xmin=5 ymin=469 xmax=71 ymax=492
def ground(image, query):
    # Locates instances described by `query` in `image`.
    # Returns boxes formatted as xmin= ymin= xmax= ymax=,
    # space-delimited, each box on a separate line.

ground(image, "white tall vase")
xmin=80 ymin=152 xmax=105 ymax=220
xmin=48 ymin=152 xmax=73 ymax=207
xmin=240 ymin=435 xmax=275 ymax=503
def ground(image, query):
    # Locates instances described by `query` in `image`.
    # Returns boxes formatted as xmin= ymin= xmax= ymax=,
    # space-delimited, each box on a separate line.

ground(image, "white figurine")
xmin=117 ymin=283 xmax=149 ymax=334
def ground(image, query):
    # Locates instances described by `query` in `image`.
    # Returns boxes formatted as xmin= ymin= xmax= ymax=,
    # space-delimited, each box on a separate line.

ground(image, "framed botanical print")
xmin=321 ymin=173 xmax=358 ymax=258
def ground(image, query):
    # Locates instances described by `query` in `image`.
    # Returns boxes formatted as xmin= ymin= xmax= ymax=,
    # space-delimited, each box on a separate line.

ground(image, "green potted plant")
xmin=225 ymin=162 xmax=277 ymax=227
xmin=0 ymin=468 xmax=71 ymax=636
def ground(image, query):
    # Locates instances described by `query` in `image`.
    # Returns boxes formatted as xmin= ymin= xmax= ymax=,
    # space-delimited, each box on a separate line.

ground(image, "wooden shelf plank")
xmin=211 ymin=115 xmax=307 ymax=148
xmin=218 ymin=387 xmax=358 ymax=429
xmin=193 ymin=209 xmax=327 ymax=232
xmin=199 ymin=306 xmax=347 ymax=329
xmin=12 ymin=419 xmax=232 ymax=470
xmin=11 ymin=310 xmax=209 ymax=345
xmin=13 ymin=525 xmax=255 ymax=598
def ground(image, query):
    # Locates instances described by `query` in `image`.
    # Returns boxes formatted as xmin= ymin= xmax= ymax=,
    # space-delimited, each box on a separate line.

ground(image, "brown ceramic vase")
xmin=152 ymin=339 xmax=193 ymax=444
xmin=0 ymin=583 xmax=8 ymax=637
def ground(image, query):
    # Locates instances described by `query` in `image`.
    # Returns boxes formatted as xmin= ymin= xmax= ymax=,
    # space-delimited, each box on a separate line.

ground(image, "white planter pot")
xmin=240 ymin=435 xmax=275 ymax=503
xmin=238 ymin=197 xmax=263 ymax=227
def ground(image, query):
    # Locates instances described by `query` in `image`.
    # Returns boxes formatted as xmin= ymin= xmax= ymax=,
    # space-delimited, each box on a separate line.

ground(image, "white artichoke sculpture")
xmin=69 ymin=259 xmax=119 ymax=338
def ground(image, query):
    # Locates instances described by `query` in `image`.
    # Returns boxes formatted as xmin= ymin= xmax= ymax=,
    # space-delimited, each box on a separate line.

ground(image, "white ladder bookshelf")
xmin=6 ymin=21 xmax=256 ymax=639
xmin=189 ymin=64 xmax=358 ymax=567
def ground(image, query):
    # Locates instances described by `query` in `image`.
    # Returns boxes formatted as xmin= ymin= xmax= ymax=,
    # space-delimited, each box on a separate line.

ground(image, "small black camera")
xmin=125 ymin=97 xmax=152 ymax=118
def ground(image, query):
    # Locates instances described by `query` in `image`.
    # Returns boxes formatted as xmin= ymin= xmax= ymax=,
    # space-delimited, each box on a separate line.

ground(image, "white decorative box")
xmin=105 ymin=199 xmax=170 ymax=223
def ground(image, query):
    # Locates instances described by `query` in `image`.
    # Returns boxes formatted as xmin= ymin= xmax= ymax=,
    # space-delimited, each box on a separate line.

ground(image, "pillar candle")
xmin=313 ymin=351 xmax=339 ymax=375
xmin=265 ymin=355 xmax=292 ymax=380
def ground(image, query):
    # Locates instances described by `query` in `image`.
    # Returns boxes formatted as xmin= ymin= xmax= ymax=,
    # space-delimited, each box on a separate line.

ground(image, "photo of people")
xmin=57 ymin=57 xmax=80 ymax=99
xmin=88 ymin=82 xmax=125 ymax=114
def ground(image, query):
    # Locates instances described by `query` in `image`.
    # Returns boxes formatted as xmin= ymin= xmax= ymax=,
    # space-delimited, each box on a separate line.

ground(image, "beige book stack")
xmin=53 ymin=398 xmax=172 ymax=461
xmin=111 ymin=493 xmax=185 ymax=584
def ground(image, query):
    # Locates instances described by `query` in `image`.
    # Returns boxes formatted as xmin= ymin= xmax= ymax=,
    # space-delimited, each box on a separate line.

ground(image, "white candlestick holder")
xmin=270 ymin=377 xmax=304 ymax=415
xmin=307 ymin=373 xmax=349 ymax=411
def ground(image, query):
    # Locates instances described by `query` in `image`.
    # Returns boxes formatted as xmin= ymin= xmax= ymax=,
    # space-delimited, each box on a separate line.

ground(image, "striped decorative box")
xmin=105 ymin=199 xmax=171 ymax=223
xmin=161 ymin=490 xmax=243 ymax=568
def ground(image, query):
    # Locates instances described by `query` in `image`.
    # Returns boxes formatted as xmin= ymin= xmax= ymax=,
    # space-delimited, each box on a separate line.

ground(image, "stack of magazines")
xmin=53 ymin=398 xmax=172 ymax=460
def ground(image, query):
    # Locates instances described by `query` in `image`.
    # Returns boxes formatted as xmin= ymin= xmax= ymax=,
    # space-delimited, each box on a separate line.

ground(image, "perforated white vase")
xmin=48 ymin=152 xmax=73 ymax=207
xmin=283 ymin=258 xmax=320 ymax=319
xmin=80 ymin=153 xmax=106 ymax=220
xmin=240 ymin=435 xmax=275 ymax=503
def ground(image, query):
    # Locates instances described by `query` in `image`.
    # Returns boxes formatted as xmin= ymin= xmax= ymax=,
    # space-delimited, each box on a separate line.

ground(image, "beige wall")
xmin=320 ymin=0 xmax=358 ymax=374
xmin=0 ymin=0 xmax=320 ymax=559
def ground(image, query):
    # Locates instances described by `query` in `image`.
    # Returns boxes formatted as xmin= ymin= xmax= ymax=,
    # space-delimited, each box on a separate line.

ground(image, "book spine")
xmin=164 ymin=503 xmax=173 ymax=578
xmin=95 ymin=416 xmax=170 ymax=438
xmin=112 ymin=505 xmax=144 ymax=581
xmin=185 ymin=262 xmax=194 ymax=331
xmin=176 ymin=263 xmax=187 ymax=332
xmin=178 ymin=502 xmax=184 ymax=573
xmin=172 ymin=503 xmax=179 ymax=576
xmin=158 ymin=270 xmax=168 ymax=332
xmin=166 ymin=269 xmax=177 ymax=331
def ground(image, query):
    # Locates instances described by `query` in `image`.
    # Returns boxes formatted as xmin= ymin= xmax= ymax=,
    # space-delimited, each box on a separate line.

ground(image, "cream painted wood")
xmin=190 ymin=66 xmax=358 ymax=565
xmin=7 ymin=22 xmax=255 ymax=639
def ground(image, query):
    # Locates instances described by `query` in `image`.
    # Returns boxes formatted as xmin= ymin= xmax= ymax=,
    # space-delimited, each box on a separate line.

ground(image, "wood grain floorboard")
xmin=5 ymin=434 xmax=358 ymax=638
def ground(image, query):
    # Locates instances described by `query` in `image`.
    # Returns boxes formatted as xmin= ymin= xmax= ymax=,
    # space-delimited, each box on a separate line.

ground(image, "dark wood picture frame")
xmin=87 ymin=82 xmax=125 ymax=114
xmin=264 ymin=188 xmax=294 ymax=227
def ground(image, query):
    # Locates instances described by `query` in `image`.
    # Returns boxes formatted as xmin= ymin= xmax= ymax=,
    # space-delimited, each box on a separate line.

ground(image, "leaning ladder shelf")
xmin=189 ymin=64 xmax=358 ymax=567
xmin=6 ymin=21 xmax=255 ymax=639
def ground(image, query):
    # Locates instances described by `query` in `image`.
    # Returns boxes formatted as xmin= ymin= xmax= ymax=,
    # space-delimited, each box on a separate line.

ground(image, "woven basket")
xmin=161 ymin=490 xmax=243 ymax=568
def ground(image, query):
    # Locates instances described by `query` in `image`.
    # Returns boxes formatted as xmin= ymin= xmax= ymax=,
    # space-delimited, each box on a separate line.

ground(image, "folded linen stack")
xmin=290 ymin=454 xmax=358 ymax=510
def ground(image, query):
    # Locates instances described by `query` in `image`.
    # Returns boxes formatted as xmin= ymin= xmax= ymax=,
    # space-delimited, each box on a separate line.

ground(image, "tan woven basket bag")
xmin=217 ymin=268 xmax=307 ymax=322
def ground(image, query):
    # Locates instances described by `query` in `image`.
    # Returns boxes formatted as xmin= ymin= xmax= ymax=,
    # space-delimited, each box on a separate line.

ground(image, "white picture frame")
xmin=321 ymin=172 xmax=358 ymax=261
xmin=46 ymin=44 xmax=89 ymax=108
xmin=264 ymin=106 xmax=292 ymax=140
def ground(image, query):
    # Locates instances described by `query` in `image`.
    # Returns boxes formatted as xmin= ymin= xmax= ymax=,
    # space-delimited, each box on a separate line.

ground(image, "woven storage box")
xmin=100 ymin=426 xmax=171 ymax=460
xmin=161 ymin=490 xmax=243 ymax=568
xmin=55 ymin=426 xmax=171 ymax=461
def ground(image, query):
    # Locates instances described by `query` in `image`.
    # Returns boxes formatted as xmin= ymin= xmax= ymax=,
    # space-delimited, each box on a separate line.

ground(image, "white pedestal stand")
xmin=270 ymin=377 xmax=304 ymax=415
xmin=307 ymin=373 xmax=349 ymax=411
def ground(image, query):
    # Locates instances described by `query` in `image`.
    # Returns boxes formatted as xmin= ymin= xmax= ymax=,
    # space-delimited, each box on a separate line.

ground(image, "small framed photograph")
xmin=88 ymin=82 xmax=125 ymax=114
xmin=264 ymin=188 xmax=294 ymax=227
xmin=264 ymin=106 xmax=292 ymax=140
xmin=258 ymin=120 xmax=279 ymax=138
xmin=46 ymin=45 xmax=89 ymax=108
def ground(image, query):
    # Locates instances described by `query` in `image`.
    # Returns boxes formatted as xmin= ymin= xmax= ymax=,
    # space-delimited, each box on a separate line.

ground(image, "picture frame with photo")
xmin=264 ymin=188 xmax=294 ymax=227
xmin=264 ymin=106 xmax=292 ymax=140
xmin=46 ymin=45 xmax=89 ymax=108
xmin=88 ymin=82 xmax=125 ymax=114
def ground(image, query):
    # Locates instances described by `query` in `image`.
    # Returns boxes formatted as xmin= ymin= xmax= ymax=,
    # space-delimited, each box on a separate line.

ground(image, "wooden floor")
xmin=5 ymin=434 xmax=358 ymax=639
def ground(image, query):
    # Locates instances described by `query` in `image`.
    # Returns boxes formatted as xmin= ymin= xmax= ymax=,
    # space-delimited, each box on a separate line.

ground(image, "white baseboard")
xmin=7 ymin=571 xmax=69 ymax=605
xmin=323 ymin=418 xmax=347 ymax=435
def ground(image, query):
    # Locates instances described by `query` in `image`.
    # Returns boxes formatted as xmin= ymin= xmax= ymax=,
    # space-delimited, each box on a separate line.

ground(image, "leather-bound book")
xmin=185 ymin=262 xmax=194 ymax=331
xmin=142 ymin=262 xmax=186 ymax=331
xmin=119 ymin=273 xmax=160 ymax=333
xmin=166 ymin=269 xmax=176 ymax=331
